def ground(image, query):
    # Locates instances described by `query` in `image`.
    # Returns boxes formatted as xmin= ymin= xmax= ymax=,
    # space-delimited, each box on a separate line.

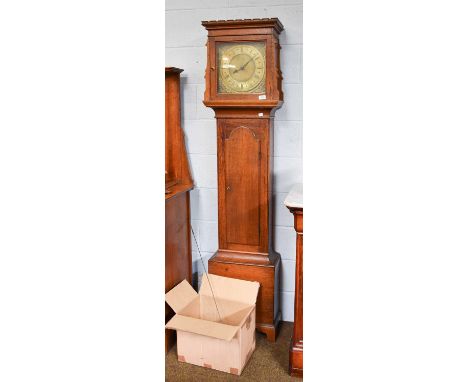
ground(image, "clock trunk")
xmin=218 ymin=118 xmax=269 ymax=253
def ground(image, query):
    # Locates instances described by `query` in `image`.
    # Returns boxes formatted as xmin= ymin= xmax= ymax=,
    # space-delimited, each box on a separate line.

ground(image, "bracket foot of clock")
xmin=257 ymin=310 xmax=281 ymax=341
xmin=208 ymin=250 xmax=281 ymax=342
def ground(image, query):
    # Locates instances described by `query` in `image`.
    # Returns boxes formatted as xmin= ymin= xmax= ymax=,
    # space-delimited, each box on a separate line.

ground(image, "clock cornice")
xmin=201 ymin=18 xmax=284 ymax=34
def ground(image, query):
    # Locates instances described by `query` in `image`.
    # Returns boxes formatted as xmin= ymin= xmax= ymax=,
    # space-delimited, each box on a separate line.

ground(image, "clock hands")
xmin=239 ymin=57 xmax=254 ymax=71
xmin=232 ymin=57 xmax=254 ymax=74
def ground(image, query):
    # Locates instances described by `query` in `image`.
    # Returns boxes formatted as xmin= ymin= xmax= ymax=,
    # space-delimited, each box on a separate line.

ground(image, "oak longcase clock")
xmin=202 ymin=18 xmax=284 ymax=341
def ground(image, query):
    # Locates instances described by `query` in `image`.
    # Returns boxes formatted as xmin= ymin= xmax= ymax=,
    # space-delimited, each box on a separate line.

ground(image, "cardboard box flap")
xmin=165 ymin=314 xmax=239 ymax=341
xmin=165 ymin=279 xmax=198 ymax=314
xmin=199 ymin=273 xmax=260 ymax=306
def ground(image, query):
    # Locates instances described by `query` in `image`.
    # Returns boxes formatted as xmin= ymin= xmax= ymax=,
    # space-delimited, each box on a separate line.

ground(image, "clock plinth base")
xmin=289 ymin=339 xmax=303 ymax=377
xmin=208 ymin=249 xmax=281 ymax=342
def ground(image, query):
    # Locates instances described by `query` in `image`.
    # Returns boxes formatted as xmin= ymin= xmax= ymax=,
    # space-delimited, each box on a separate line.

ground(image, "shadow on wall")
xmin=191 ymin=250 xmax=212 ymax=291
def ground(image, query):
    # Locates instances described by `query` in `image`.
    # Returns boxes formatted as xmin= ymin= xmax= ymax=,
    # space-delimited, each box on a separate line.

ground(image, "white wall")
xmin=165 ymin=0 xmax=302 ymax=321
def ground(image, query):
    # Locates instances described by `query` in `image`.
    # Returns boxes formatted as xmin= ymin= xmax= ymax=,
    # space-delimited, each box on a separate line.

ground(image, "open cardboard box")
xmin=165 ymin=273 xmax=260 ymax=376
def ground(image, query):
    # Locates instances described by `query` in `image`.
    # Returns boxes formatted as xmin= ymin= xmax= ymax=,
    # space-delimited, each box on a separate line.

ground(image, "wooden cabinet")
xmin=285 ymin=184 xmax=303 ymax=377
xmin=202 ymin=19 xmax=284 ymax=342
xmin=165 ymin=67 xmax=193 ymax=353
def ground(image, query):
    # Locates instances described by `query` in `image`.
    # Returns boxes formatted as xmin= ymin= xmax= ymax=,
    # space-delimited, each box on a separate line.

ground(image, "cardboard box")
xmin=165 ymin=273 xmax=260 ymax=376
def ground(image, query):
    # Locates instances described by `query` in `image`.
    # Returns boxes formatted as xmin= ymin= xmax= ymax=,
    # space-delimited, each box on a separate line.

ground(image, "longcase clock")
xmin=202 ymin=18 xmax=284 ymax=341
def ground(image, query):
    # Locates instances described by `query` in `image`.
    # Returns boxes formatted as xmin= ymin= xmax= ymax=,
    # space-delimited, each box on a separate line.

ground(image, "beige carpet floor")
xmin=165 ymin=322 xmax=302 ymax=381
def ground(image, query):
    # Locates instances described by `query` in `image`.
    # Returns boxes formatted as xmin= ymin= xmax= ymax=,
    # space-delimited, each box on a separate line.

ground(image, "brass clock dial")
xmin=217 ymin=42 xmax=266 ymax=94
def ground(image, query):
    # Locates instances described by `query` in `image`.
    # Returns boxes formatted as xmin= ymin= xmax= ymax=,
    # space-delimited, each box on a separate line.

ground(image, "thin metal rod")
xmin=190 ymin=225 xmax=222 ymax=322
